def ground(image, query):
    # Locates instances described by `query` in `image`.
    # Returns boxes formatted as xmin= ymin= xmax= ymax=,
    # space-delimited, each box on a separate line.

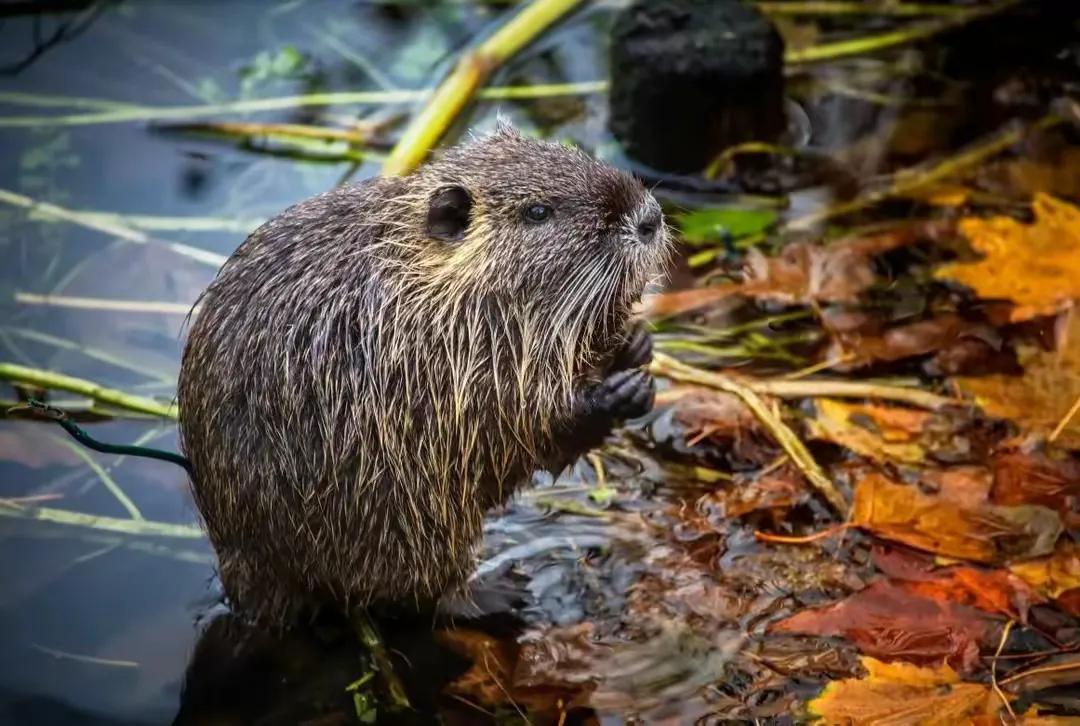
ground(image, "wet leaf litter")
xmin=0 ymin=0 xmax=1078 ymax=723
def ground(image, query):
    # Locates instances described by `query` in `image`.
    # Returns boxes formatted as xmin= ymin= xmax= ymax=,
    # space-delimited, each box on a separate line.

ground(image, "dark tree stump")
xmin=609 ymin=0 xmax=786 ymax=174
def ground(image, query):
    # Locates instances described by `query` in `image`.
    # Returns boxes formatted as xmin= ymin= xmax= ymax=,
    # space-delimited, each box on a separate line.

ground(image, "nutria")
xmin=177 ymin=125 xmax=669 ymax=626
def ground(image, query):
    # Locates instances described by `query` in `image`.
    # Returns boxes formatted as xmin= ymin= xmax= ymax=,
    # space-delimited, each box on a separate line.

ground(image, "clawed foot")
xmin=584 ymin=368 xmax=655 ymax=421
xmin=610 ymin=320 xmax=653 ymax=372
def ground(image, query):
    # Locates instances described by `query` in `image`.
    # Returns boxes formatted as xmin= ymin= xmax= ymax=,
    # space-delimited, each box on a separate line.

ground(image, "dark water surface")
xmin=0 ymin=3 xmax=618 ymax=723
xmin=2 ymin=1 xmax=1078 ymax=724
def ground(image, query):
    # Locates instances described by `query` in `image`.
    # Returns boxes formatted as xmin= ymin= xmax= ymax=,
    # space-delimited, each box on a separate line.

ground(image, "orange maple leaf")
xmin=935 ymin=194 xmax=1080 ymax=322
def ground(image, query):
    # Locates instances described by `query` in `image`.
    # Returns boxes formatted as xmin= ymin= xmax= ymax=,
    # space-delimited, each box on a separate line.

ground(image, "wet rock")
xmin=609 ymin=0 xmax=786 ymax=174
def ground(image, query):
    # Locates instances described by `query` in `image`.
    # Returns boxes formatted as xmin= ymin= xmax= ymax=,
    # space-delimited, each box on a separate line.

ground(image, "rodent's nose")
xmin=636 ymin=209 xmax=661 ymax=245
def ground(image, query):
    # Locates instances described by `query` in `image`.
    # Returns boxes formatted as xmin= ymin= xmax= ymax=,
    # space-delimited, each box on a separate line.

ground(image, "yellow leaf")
xmin=935 ymin=194 xmax=1080 ymax=322
xmin=851 ymin=472 xmax=1062 ymax=564
xmin=1010 ymin=541 xmax=1080 ymax=599
xmin=957 ymin=312 xmax=1080 ymax=448
xmin=807 ymin=398 xmax=930 ymax=464
xmin=808 ymin=656 xmax=998 ymax=726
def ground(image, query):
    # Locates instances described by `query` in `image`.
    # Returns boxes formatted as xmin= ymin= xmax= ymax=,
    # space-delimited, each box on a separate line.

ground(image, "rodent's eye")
xmin=523 ymin=203 xmax=554 ymax=224
xmin=426 ymin=186 xmax=473 ymax=242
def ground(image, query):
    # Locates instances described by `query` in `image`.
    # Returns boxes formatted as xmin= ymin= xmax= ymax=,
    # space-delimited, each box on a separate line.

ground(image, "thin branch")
xmin=15 ymin=292 xmax=194 ymax=316
xmin=784 ymin=0 xmax=1023 ymax=66
xmin=0 ymin=81 xmax=606 ymax=128
xmin=651 ymin=352 xmax=849 ymax=516
xmin=0 ymin=362 xmax=179 ymax=419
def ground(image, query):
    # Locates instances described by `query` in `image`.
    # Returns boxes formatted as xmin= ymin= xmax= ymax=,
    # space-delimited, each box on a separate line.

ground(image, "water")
xmin=0 ymin=3 xmax=622 ymax=722
xmin=1 ymin=1 xmax=1077 ymax=723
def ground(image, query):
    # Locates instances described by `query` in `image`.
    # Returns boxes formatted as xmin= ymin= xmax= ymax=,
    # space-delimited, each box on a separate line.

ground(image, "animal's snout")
xmin=636 ymin=207 xmax=662 ymax=245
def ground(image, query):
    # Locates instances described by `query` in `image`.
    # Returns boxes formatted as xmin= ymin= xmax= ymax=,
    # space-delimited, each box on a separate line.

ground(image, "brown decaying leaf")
xmin=851 ymin=472 xmax=1063 ymax=564
xmin=739 ymin=230 xmax=913 ymax=306
xmin=958 ymin=311 xmax=1080 ymax=449
xmin=436 ymin=628 xmax=519 ymax=708
xmin=935 ymin=194 xmax=1080 ymax=322
xmin=990 ymin=442 xmax=1080 ymax=516
xmin=771 ymin=579 xmax=998 ymax=672
xmin=807 ymin=657 xmax=999 ymax=725
xmin=825 ymin=312 xmax=1013 ymax=374
xmin=645 ymin=225 xmax=935 ymax=317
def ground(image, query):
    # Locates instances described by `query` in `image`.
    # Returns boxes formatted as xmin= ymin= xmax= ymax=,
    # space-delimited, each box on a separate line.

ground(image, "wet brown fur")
xmin=177 ymin=126 xmax=668 ymax=626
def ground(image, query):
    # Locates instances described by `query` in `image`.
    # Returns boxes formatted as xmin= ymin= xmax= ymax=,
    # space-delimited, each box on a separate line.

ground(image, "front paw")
xmin=586 ymin=368 xmax=655 ymax=421
xmin=610 ymin=320 xmax=653 ymax=372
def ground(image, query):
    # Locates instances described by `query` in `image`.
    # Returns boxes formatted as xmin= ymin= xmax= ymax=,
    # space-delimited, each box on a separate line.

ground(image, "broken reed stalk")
xmin=0 ymin=81 xmax=606 ymax=129
xmin=351 ymin=611 xmax=413 ymax=710
xmin=0 ymin=501 xmax=202 ymax=538
xmin=382 ymin=0 xmax=583 ymax=176
xmin=0 ymin=363 xmax=178 ymax=420
xmin=756 ymin=2 xmax=969 ymax=16
xmin=651 ymin=352 xmax=849 ymax=516
xmin=786 ymin=114 xmax=1064 ymax=231
xmin=14 ymin=292 xmax=195 ymax=316
xmin=161 ymin=120 xmax=381 ymax=146
xmin=784 ymin=0 xmax=1023 ymax=65
xmin=0 ymin=187 xmax=227 ymax=267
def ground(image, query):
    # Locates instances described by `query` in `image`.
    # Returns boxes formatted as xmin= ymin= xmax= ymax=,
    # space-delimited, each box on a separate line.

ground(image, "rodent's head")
xmin=391 ymin=125 xmax=669 ymax=331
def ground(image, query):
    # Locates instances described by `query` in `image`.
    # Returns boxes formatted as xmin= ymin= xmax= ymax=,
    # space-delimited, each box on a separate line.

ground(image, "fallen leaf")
xmin=772 ymin=580 xmax=999 ymax=671
xmin=935 ymin=194 xmax=1080 ymax=322
xmin=903 ymin=566 xmax=1037 ymax=621
xmin=825 ymin=313 xmax=1013 ymax=374
xmin=1010 ymin=541 xmax=1080 ymax=601
xmin=807 ymin=398 xmax=931 ymax=465
xmin=957 ymin=312 xmax=1080 ymax=448
xmin=643 ymin=283 xmax=741 ymax=319
xmin=852 ymin=472 xmax=1063 ymax=564
xmin=807 ymin=656 xmax=998 ymax=725
xmin=676 ymin=207 xmax=777 ymax=246
xmin=740 ymin=235 xmax=902 ymax=305
xmin=436 ymin=628 xmax=518 ymax=707
xmin=990 ymin=443 xmax=1080 ymax=515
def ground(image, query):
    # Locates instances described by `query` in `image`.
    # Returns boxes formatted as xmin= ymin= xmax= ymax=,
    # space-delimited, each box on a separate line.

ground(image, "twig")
xmin=0 ymin=501 xmax=202 ymax=538
xmin=786 ymin=114 xmax=1063 ymax=231
xmin=160 ymin=120 xmax=381 ymax=146
xmin=651 ymin=353 xmax=952 ymax=409
xmin=30 ymin=643 xmax=138 ymax=669
xmin=750 ymin=378 xmax=953 ymax=410
xmin=1049 ymin=393 xmax=1080 ymax=443
xmin=0 ymin=81 xmax=606 ymax=128
xmin=46 ymin=211 xmax=259 ymax=234
xmin=756 ymin=2 xmax=970 ymax=16
xmin=0 ymin=187 xmax=226 ymax=267
xmin=784 ymin=0 xmax=1023 ymax=65
xmin=991 ymin=620 xmax=1017 ymax=720
xmin=1000 ymin=658 xmax=1080 ymax=688
xmin=351 ymin=610 xmax=412 ymax=710
xmin=382 ymin=0 xmax=583 ymax=175
xmin=651 ymin=352 xmax=848 ymax=515
xmin=15 ymin=292 xmax=194 ymax=316
xmin=0 ymin=362 xmax=178 ymax=419
xmin=755 ymin=523 xmax=853 ymax=544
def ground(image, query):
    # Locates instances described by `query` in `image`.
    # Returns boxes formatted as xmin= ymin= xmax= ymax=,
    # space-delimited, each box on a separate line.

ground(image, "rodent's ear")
xmin=426 ymin=186 xmax=472 ymax=242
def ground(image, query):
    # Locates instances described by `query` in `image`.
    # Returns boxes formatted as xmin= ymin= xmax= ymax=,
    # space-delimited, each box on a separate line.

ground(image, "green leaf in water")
xmin=676 ymin=207 xmax=778 ymax=246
